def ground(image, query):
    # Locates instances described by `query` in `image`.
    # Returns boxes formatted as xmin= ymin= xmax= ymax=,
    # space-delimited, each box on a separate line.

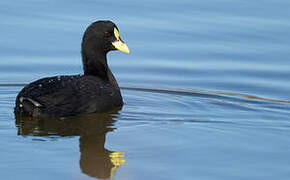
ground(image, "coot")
xmin=14 ymin=20 xmax=129 ymax=117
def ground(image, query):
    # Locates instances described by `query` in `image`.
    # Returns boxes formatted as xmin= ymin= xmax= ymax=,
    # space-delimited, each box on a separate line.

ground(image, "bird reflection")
xmin=15 ymin=110 xmax=125 ymax=179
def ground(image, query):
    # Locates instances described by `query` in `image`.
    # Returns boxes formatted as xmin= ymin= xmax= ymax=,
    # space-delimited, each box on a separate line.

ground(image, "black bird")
xmin=14 ymin=20 xmax=130 ymax=117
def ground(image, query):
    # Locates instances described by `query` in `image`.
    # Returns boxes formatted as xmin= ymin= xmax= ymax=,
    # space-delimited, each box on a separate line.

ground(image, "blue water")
xmin=1 ymin=0 xmax=290 ymax=179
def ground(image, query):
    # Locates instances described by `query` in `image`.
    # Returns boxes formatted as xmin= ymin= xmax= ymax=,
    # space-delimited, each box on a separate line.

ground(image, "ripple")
xmin=2 ymin=83 xmax=290 ymax=126
xmin=122 ymin=85 xmax=290 ymax=104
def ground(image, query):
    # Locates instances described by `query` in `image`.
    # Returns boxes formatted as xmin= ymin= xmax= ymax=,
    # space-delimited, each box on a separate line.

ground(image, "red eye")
xmin=105 ymin=32 xmax=111 ymax=37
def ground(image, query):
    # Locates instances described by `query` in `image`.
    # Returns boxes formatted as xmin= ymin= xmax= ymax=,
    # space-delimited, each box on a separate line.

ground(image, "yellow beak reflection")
xmin=112 ymin=28 xmax=130 ymax=54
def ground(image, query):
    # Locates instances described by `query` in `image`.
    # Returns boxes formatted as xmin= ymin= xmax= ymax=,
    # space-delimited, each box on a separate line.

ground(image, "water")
xmin=1 ymin=0 xmax=290 ymax=179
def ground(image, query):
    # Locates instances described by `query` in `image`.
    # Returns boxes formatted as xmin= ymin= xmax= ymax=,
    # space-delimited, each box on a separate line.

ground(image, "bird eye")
xmin=104 ymin=31 xmax=111 ymax=37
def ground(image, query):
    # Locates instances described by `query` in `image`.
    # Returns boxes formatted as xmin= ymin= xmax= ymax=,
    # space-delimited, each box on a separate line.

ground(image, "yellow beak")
xmin=112 ymin=28 xmax=130 ymax=54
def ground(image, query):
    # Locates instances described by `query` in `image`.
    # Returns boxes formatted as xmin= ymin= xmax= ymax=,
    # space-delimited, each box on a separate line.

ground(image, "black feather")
xmin=14 ymin=20 xmax=125 ymax=117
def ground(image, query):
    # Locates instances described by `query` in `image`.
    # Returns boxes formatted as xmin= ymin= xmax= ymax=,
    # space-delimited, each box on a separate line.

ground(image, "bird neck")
xmin=82 ymin=52 xmax=120 ymax=90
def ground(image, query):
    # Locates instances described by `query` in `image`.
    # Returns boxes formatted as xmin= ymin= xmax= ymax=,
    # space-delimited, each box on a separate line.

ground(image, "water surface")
xmin=1 ymin=0 xmax=290 ymax=179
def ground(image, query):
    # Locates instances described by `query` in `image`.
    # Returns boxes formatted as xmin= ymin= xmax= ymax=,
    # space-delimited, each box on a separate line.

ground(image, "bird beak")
xmin=112 ymin=28 xmax=130 ymax=54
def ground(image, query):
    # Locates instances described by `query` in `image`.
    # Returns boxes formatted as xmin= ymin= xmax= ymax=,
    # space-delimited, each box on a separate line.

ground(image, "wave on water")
xmin=1 ymin=83 xmax=289 ymax=104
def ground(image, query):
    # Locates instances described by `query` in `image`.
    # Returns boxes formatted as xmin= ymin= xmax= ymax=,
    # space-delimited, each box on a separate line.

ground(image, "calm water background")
xmin=1 ymin=0 xmax=290 ymax=179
